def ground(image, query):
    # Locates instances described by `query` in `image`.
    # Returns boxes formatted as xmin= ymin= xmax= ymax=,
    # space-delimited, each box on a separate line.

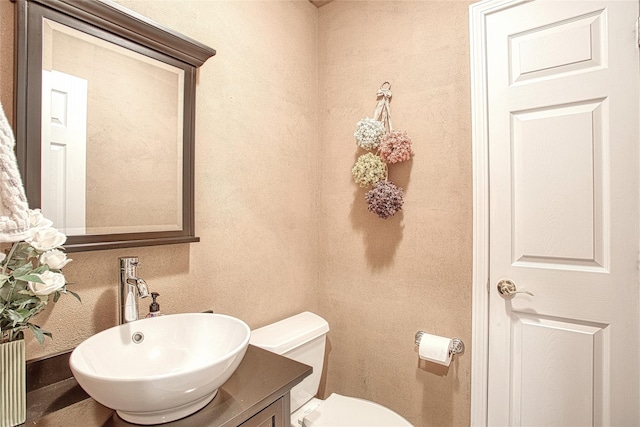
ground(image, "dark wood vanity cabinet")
xmin=26 ymin=346 xmax=310 ymax=427
xmin=239 ymin=397 xmax=286 ymax=427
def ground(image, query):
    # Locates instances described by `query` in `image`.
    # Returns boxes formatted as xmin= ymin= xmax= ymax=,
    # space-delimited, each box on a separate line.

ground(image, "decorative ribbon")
xmin=372 ymin=81 xmax=393 ymax=133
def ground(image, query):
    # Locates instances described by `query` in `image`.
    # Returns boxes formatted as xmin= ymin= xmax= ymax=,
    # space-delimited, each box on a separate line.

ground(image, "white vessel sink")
xmin=69 ymin=313 xmax=250 ymax=424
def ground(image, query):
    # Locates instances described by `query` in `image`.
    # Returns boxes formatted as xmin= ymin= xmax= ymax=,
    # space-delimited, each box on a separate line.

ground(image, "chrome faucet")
xmin=119 ymin=257 xmax=150 ymax=323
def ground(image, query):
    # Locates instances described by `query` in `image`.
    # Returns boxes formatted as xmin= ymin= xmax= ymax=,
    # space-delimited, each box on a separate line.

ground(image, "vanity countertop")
xmin=25 ymin=345 xmax=312 ymax=427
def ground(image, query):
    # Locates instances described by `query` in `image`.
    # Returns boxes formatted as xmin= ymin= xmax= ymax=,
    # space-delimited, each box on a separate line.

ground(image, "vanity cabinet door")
xmin=239 ymin=397 xmax=285 ymax=427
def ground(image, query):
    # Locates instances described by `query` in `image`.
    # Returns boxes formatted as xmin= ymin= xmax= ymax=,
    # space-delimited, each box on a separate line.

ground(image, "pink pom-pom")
xmin=379 ymin=130 xmax=414 ymax=164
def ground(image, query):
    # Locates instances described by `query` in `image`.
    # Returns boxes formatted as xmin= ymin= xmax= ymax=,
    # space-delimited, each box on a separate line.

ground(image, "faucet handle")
xmin=135 ymin=278 xmax=150 ymax=298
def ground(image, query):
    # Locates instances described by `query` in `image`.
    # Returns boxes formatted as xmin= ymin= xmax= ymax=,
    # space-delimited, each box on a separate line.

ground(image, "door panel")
xmin=511 ymin=99 xmax=606 ymax=269
xmin=41 ymin=70 xmax=87 ymax=235
xmin=513 ymin=314 xmax=607 ymax=426
xmin=486 ymin=1 xmax=639 ymax=425
xmin=509 ymin=10 xmax=606 ymax=84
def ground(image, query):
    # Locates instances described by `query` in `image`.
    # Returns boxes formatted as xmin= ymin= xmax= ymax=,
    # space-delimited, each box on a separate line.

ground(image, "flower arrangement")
xmin=0 ymin=209 xmax=79 ymax=344
xmin=351 ymin=82 xmax=413 ymax=218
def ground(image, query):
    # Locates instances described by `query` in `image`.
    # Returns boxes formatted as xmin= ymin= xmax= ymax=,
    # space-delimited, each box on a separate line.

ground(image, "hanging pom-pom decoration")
xmin=352 ymin=152 xmax=387 ymax=187
xmin=351 ymin=82 xmax=413 ymax=218
xmin=379 ymin=130 xmax=414 ymax=164
xmin=354 ymin=117 xmax=386 ymax=150
xmin=365 ymin=181 xmax=404 ymax=219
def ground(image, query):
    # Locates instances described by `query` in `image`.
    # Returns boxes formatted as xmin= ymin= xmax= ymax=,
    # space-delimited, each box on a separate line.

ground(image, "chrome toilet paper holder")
xmin=415 ymin=331 xmax=465 ymax=356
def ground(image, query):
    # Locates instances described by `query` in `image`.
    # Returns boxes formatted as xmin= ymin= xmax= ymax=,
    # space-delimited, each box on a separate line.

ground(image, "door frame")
xmin=469 ymin=0 xmax=529 ymax=425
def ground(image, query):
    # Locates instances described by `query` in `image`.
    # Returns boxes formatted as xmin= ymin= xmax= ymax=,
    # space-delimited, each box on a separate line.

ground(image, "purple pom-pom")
xmin=365 ymin=181 xmax=404 ymax=219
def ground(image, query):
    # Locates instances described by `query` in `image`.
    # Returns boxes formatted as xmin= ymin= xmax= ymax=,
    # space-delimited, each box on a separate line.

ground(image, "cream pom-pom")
xmin=352 ymin=153 xmax=387 ymax=187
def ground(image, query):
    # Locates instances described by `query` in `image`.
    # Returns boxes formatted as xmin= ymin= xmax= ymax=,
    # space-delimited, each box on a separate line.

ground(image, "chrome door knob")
xmin=497 ymin=279 xmax=534 ymax=299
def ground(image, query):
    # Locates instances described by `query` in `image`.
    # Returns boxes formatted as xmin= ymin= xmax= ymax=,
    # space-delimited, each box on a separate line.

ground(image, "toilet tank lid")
xmin=250 ymin=312 xmax=330 ymax=355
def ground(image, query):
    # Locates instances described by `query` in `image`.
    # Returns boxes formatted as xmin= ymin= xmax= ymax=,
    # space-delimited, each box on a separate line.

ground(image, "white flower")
xmin=30 ymin=228 xmax=67 ymax=252
xmin=27 ymin=209 xmax=53 ymax=230
xmin=40 ymin=249 xmax=72 ymax=270
xmin=28 ymin=270 xmax=66 ymax=296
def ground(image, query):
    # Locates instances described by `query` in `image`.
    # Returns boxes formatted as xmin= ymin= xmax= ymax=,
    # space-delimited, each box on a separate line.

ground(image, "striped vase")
xmin=0 ymin=339 xmax=26 ymax=427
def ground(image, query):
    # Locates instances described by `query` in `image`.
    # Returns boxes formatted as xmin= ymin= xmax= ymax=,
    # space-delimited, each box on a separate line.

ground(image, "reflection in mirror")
xmin=15 ymin=0 xmax=216 ymax=251
xmin=41 ymin=19 xmax=184 ymax=236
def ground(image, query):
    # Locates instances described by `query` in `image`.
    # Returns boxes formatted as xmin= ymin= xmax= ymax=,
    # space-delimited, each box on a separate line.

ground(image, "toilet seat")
xmin=302 ymin=393 xmax=413 ymax=427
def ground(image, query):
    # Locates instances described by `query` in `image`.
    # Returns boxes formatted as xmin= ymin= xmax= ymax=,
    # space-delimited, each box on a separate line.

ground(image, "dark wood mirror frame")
xmin=13 ymin=0 xmax=215 ymax=252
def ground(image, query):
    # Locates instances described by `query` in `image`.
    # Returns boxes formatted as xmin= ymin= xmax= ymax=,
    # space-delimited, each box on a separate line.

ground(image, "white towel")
xmin=0 ymin=102 xmax=30 ymax=242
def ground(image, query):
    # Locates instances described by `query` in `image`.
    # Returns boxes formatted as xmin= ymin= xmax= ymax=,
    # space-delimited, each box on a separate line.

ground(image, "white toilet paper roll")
xmin=418 ymin=333 xmax=452 ymax=366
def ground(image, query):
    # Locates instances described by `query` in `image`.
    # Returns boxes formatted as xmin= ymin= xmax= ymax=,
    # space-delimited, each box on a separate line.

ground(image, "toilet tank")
xmin=249 ymin=312 xmax=329 ymax=412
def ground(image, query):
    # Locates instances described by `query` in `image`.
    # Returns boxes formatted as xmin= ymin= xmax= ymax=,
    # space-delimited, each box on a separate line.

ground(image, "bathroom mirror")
xmin=14 ymin=0 xmax=215 ymax=251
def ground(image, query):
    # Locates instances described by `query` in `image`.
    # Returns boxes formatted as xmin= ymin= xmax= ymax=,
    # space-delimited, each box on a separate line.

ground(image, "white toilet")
xmin=250 ymin=312 xmax=413 ymax=427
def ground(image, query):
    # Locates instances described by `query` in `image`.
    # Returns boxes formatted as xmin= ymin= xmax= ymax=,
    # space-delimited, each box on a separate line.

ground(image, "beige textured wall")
xmin=1 ymin=0 xmax=320 ymax=359
xmin=317 ymin=1 xmax=473 ymax=425
xmin=1 ymin=1 xmax=13 ymax=124
xmin=2 ymin=0 xmax=474 ymax=425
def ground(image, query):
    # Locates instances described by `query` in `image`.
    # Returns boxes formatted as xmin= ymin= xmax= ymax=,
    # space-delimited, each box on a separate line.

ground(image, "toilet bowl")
xmin=293 ymin=394 xmax=412 ymax=427
xmin=250 ymin=312 xmax=413 ymax=427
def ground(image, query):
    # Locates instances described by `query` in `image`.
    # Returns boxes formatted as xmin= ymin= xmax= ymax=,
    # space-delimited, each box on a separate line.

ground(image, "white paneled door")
xmin=481 ymin=1 xmax=640 ymax=425
xmin=41 ymin=70 xmax=87 ymax=235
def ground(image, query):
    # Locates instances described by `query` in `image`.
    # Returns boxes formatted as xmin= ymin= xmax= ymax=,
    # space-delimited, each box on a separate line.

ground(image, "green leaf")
xmin=11 ymin=282 xmax=28 ymax=296
xmin=68 ymin=290 xmax=82 ymax=302
xmin=31 ymin=265 xmax=49 ymax=274
xmin=0 ymin=283 xmax=11 ymax=301
xmin=14 ymin=274 xmax=43 ymax=283
xmin=8 ymin=243 xmax=30 ymax=259
xmin=6 ymin=308 xmax=28 ymax=325
xmin=14 ymin=294 xmax=42 ymax=306
xmin=11 ymin=262 xmax=34 ymax=278
xmin=28 ymin=324 xmax=51 ymax=345
xmin=14 ymin=308 xmax=30 ymax=320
